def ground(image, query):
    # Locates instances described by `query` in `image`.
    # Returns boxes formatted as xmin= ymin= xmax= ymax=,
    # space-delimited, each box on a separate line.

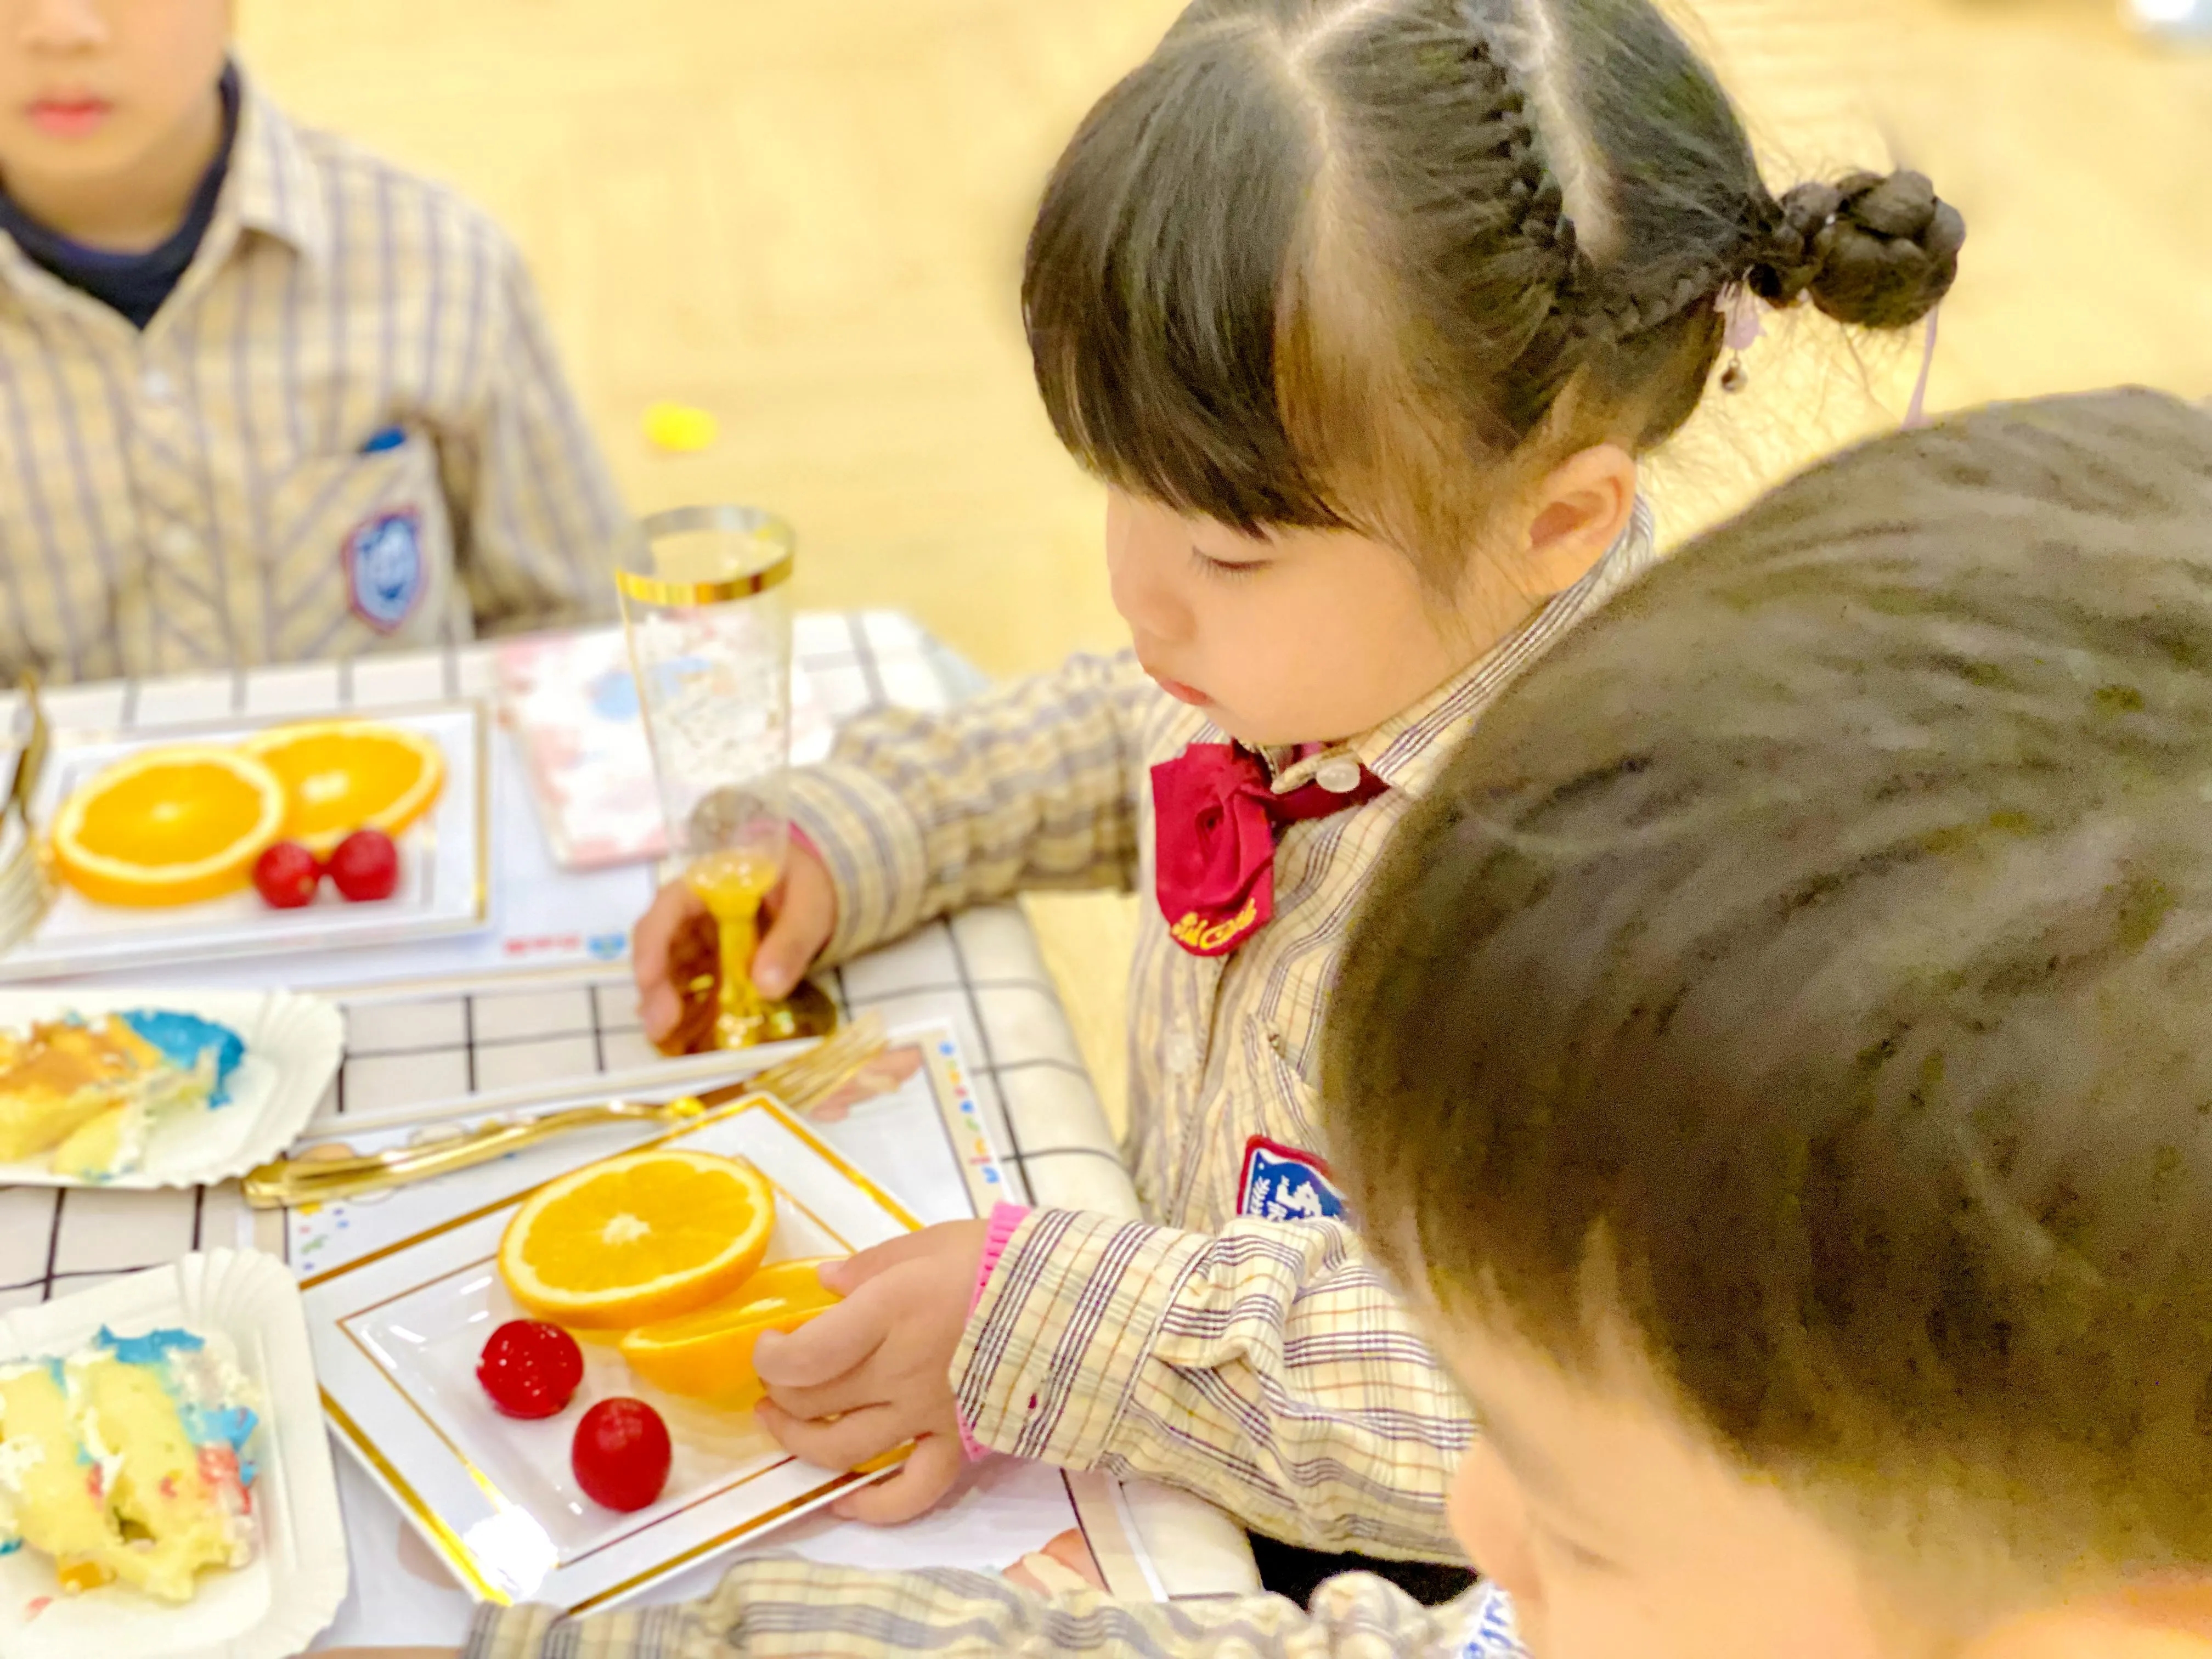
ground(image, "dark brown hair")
xmin=1324 ymin=388 xmax=2212 ymax=1572
xmin=1024 ymin=0 xmax=1965 ymax=586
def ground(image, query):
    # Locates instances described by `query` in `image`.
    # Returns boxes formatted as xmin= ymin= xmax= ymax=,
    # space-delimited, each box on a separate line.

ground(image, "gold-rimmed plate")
xmin=297 ymin=1094 xmax=919 ymax=1613
xmin=0 ymin=702 xmax=490 ymax=981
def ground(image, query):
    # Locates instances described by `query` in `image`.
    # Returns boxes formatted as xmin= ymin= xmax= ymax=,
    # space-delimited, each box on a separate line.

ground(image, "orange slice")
xmin=52 ymin=746 xmax=286 ymax=908
xmin=239 ymin=720 xmax=444 ymax=855
xmin=498 ymin=1149 xmax=776 ymax=1328
xmin=618 ymin=1258 xmax=842 ymax=1406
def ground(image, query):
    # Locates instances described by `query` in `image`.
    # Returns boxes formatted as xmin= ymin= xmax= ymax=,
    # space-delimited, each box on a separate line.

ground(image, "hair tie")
xmin=1716 ymin=283 xmax=1767 ymax=393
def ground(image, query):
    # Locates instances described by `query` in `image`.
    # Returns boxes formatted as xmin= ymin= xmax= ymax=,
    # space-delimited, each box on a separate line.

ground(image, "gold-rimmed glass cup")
xmin=618 ymin=505 xmax=836 ymax=1049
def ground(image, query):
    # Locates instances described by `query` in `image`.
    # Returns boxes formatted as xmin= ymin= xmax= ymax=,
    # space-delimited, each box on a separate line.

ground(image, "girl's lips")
xmin=1150 ymin=675 xmax=1211 ymax=707
xmin=29 ymin=99 xmax=112 ymax=139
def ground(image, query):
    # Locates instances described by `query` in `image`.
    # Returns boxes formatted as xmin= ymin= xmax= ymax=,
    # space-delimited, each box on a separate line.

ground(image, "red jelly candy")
xmin=252 ymin=841 xmax=321 ymax=909
xmin=328 ymin=828 xmax=400 ymax=902
xmin=571 ymin=1397 xmax=672 ymax=1512
xmin=476 ymin=1320 xmax=583 ymax=1420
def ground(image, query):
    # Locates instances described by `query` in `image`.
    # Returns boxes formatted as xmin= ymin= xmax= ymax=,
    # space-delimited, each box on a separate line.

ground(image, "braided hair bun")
xmin=1748 ymin=170 xmax=1966 ymax=330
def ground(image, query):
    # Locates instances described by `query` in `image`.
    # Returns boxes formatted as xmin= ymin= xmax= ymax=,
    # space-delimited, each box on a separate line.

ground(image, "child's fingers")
xmin=828 ymin=1435 xmax=964 ymax=1527
xmin=631 ymin=883 xmax=704 ymax=1037
xmin=817 ymin=1228 xmax=939 ymax=1295
xmin=754 ymin=1396 xmax=905 ymax=1470
xmin=752 ymin=856 xmax=834 ymax=999
xmin=752 ymin=1286 xmax=891 ymax=1390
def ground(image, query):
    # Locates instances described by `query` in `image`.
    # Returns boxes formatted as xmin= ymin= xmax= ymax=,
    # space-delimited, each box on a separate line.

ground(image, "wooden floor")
xmin=237 ymin=0 xmax=2212 ymax=1128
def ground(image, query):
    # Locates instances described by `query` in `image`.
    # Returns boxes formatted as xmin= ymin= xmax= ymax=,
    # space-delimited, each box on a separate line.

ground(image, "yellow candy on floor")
xmin=643 ymin=400 xmax=718 ymax=453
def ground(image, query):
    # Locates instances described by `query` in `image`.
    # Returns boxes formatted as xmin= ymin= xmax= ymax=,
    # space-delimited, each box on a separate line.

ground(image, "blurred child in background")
xmin=0 ymin=0 xmax=627 ymax=684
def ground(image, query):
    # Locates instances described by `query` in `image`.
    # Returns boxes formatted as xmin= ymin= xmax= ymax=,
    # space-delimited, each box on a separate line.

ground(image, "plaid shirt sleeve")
xmin=952 ymin=1210 xmax=1474 ymax=1560
xmin=437 ymin=234 xmax=629 ymax=637
xmin=785 ymin=650 xmax=1156 ymax=964
xmin=463 ymin=1562 xmax=1493 ymax=1659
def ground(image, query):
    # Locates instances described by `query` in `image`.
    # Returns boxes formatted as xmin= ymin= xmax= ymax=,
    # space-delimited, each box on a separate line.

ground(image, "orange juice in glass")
xmin=618 ymin=506 xmax=835 ymax=1048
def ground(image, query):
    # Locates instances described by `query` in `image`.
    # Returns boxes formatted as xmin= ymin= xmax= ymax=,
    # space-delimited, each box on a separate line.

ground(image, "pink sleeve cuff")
xmin=957 ymin=1203 xmax=1031 ymax=1460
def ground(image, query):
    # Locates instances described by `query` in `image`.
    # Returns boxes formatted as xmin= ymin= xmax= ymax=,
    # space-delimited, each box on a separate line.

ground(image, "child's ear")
xmin=1520 ymin=444 xmax=1639 ymax=597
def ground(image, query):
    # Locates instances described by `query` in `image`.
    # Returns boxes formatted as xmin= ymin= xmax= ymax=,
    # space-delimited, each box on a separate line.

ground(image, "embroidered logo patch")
xmin=1462 ymin=1583 xmax=1529 ymax=1657
xmin=345 ymin=509 xmax=425 ymax=633
xmin=1238 ymin=1135 xmax=1346 ymax=1222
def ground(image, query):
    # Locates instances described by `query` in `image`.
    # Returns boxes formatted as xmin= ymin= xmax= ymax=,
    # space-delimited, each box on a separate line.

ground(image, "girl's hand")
xmin=631 ymin=841 xmax=837 ymax=1047
xmin=753 ymin=1220 xmax=991 ymax=1525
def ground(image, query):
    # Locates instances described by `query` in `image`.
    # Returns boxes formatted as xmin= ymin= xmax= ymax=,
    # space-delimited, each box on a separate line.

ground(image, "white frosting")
xmin=0 ymin=1434 xmax=46 ymax=1492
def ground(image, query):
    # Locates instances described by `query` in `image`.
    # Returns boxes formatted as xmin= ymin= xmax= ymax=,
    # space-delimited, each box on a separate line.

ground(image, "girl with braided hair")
xmin=617 ymin=0 xmax=1965 ymax=1611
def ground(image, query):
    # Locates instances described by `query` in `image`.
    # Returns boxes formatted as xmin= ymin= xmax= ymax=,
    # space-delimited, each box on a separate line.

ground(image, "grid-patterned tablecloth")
xmin=0 ymin=612 xmax=1261 ymax=1640
xmin=1 ymin=610 xmax=1133 ymax=1305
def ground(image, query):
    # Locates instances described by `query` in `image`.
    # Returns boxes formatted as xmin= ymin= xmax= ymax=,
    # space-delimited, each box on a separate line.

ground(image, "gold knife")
xmin=241 ymin=1011 xmax=884 ymax=1209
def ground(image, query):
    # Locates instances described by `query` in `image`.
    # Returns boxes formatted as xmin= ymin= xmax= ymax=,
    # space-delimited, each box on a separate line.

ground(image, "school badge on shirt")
xmin=1462 ymin=1582 xmax=1529 ymax=1657
xmin=1238 ymin=1135 xmax=1347 ymax=1222
xmin=345 ymin=509 xmax=425 ymax=633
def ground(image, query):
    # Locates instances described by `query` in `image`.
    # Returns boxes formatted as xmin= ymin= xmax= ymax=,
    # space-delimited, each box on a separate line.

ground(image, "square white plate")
xmin=0 ymin=703 xmax=490 ymax=981
xmin=300 ymin=1096 xmax=921 ymax=1614
xmin=0 ymin=990 xmax=343 ymax=1189
xmin=0 ymin=1250 xmax=349 ymax=1659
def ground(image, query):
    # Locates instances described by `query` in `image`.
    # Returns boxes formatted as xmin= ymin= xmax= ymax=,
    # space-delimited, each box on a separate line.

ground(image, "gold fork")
xmin=240 ymin=1010 xmax=885 ymax=1209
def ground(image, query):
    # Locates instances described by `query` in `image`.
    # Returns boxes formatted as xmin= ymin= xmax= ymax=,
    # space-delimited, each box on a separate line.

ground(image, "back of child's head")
xmin=1022 ymin=0 xmax=1965 ymax=590
xmin=1322 ymin=388 xmax=2212 ymax=1594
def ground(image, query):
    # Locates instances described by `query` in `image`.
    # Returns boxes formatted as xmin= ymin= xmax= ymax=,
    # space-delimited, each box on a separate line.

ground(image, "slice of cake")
xmin=0 ymin=1326 xmax=259 ymax=1603
xmin=0 ymin=1011 xmax=244 ymax=1178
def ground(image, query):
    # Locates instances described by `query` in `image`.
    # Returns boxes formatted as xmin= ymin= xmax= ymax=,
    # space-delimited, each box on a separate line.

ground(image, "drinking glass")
xmin=618 ymin=506 xmax=836 ymax=1049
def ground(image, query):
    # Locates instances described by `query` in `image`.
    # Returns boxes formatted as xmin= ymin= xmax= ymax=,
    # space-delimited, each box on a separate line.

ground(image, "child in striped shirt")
xmin=0 ymin=0 xmax=627 ymax=682
xmin=630 ymin=0 xmax=1963 ymax=1596
xmin=382 ymin=388 xmax=2212 ymax=1659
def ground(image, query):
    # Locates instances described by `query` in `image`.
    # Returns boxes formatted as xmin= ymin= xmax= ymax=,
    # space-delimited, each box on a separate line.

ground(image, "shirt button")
xmin=1316 ymin=756 xmax=1364 ymax=793
xmin=1163 ymin=1029 xmax=1199 ymax=1077
xmin=156 ymin=524 xmax=197 ymax=561
xmin=141 ymin=369 xmax=174 ymax=403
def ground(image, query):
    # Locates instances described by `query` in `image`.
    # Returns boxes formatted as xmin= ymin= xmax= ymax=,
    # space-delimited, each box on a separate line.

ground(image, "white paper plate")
xmin=0 ymin=990 xmax=343 ymax=1189
xmin=0 ymin=1250 xmax=349 ymax=1659
xmin=301 ymin=1096 xmax=920 ymax=1614
xmin=0 ymin=703 xmax=490 ymax=982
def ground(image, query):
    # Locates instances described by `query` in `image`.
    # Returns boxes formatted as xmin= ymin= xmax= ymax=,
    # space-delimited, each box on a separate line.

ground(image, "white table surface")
xmin=0 ymin=613 xmax=1257 ymax=1647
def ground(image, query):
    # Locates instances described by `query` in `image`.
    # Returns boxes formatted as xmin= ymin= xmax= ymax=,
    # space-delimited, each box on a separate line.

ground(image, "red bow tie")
xmin=1151 ymin=743 xmax=1387 ymax=957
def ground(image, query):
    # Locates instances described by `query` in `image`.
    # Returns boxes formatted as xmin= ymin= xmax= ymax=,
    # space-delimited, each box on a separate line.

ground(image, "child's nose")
xmin=1108 ymin=537 xmax=1193 ymax=645
xmin=21 ymin=0 xmax=108 ymax=49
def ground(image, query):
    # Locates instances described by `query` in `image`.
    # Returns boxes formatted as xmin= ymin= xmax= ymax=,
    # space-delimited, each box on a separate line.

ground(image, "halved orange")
xmin=51 ymin=746 xmax=286 ymax=907
xmin=239 ymin=720 xmax=444 ymax=855
xmin=498 ymin=1149 xmax=776 ymax=1328
xmin=618 ymin=1258 xmax=843 ymax=1406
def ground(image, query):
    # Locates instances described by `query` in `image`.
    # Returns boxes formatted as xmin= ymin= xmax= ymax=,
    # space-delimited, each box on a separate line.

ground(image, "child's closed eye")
xmin=1189 ymin=546 xmax=1269 ymax=581
xmin=1534 ymin=1517 xmax=1621 ymax=1575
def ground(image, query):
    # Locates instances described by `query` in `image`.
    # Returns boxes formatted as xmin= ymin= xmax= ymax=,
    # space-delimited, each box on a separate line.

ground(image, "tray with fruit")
xmin=0 ymin=1250 xmax=348 ymax=1659
xmin=298 ymin=1093 xmax=916 ymax=1613
xmin=0 ymin=988 xmax=342 ymax=1189
xmin=0 ymin=703 xmax=488 ymax=981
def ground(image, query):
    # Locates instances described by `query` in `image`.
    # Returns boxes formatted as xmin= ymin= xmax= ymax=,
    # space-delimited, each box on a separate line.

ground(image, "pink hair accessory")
xmin=1716 ymin=283 xmax=1765 ymax=393
xmin=1718 ymin=283 xmax=1767 ymax=353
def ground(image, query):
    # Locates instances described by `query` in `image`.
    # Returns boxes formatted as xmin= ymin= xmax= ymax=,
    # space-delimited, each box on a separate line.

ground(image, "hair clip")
xmin=1716 ymin=283 xmax=1765 ymax=393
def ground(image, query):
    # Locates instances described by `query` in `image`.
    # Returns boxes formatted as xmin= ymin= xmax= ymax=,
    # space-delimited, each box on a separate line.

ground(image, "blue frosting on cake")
xmin=90 ymin=1327 xmax=262 ymax=1489
xmin=116 ymin=1012 xmax=245 ymax=1107
xmin=95 ymin=1324 xmax=205 ymax=1365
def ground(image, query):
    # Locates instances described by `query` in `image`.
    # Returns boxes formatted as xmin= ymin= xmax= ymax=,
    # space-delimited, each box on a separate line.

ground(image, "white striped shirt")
xmin=0 ymin=66 xmax=627 ymax=683
xmin=782 ymin=501 xmax=1660 ymax=1560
